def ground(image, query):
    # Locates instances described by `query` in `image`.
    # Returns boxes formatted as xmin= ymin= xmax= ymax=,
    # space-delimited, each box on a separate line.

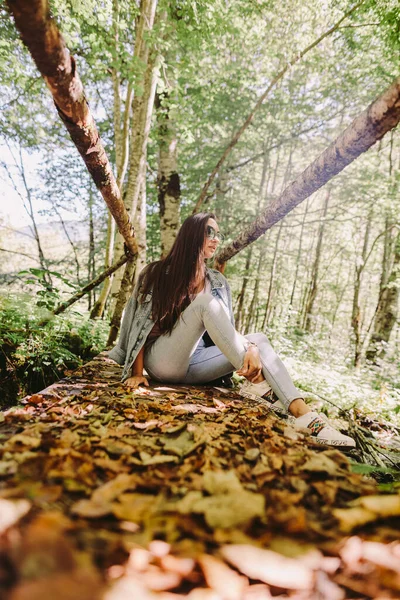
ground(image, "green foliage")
xmin=18 ymin=267 xmax=77 ymax=310
xmin=0 ymin=294 xmax=109 ymax=409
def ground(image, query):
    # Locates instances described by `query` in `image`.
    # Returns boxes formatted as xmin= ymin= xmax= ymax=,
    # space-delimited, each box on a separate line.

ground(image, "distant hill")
xmin=0 ymin=220 xmax=100 ymax=281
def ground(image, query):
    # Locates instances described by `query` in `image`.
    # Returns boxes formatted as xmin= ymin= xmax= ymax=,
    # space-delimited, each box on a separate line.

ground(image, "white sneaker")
xmin=239 ymin=379 xmax=286 ymax=415
xmin=293 ymin=411 xmax=356 ymax=448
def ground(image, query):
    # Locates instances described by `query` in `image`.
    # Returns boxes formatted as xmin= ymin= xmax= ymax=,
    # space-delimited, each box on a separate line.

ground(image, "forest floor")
xmin=1 ymin=354 xmax=400 ymax=600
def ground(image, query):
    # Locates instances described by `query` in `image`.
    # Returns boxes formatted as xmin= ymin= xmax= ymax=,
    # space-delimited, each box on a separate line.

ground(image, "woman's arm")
xmin=132 ymin=346 xmax=145 ymax=376
xmin=124 ymin=346 xmax=149 ymax=388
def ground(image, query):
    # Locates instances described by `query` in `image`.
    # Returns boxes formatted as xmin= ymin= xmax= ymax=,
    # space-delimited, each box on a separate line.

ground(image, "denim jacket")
xmin=108 ymin=267 xmax=235 ymax=382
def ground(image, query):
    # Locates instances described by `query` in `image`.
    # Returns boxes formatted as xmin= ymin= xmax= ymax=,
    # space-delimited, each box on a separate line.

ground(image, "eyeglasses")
xmin=206 ymin=225 xmax=225 ymax=243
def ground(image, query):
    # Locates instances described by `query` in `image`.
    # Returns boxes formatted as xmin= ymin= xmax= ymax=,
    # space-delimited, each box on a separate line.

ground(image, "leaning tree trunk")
xmin=215 ymin=76 xmax=400 ymax=268
xmin=304 ymin=189 xmax=330 ymax=332
xmin=6 ymin=0 xmax=137 ymax=256
xmin=156 ymin=90 xmax=181 ymax=257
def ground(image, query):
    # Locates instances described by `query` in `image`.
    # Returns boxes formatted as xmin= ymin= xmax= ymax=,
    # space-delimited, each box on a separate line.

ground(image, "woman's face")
xmin=203 ymin=217 xmax=221 ymax=259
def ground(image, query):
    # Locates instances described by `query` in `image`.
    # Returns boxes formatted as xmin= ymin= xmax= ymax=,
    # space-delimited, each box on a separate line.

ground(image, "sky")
xmin=0 ymin=144 xmax=47 ymax=228
xmin=0 ymin=143 xmax=82 ymax=229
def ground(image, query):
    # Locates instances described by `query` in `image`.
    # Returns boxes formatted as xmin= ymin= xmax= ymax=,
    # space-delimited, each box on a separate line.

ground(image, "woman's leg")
xmin=243 ymin=333 xmax=303 ymax=412
xmin=144 ymin=292 xmax=249 ymax=383
xmin=144 ymin=294 xmax=303 ymax=410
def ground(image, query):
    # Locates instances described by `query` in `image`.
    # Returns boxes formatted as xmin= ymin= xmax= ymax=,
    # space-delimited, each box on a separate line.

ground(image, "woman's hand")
xmin=124 ymin=375 xmax=149 ymax=389
xmin=237 ymin=346 xmax=262 ymax=382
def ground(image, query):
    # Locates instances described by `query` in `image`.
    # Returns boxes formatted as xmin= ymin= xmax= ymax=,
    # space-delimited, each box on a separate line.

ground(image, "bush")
xmin=0 ymin=294 xmax=109 ymax=409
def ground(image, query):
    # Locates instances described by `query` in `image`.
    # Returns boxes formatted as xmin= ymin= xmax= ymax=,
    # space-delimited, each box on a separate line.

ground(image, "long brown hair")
xmin=139 ymin=212 xmax=215 ymax=334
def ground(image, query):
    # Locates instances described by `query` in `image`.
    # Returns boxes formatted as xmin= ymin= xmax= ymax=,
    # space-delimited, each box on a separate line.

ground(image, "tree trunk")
xmin=289 ymin=198 xmax=310 ymax=308
xmin=262 ymin=146 xmax=292 ymax=328
xmin=235 ymin=247 xmax=253 ymax=329
xmin=216 ymin=76 xmax=400 ymax=267
xmin=235 ymin=147 xmax=270 ymax=329
xmin=87 ymin=188 xmax=96 ymax=310
xmin=262 ymin=222 xmax=283 ymax=329
xmin=156 ymin=91 xmax=181 ymax=257
xmin=92 ymin=0 xmax=134 ymax=319
xmin=245 ymin=247 xmax=265 ymax=333
xmin=351 ymin=211 xmax=372 ymax=367
xmin=304 ymin=189 xmax=330 ymax=332
xmin=366 ymin=230 xmax=400 ymax=363
xmin=6 ymin=0 xmax=138 ymax=256
xmin=90 ymin=212 xmax=115 ymax=319
xmin=108 ymin=0 xmax=159 ymax=313
xmin=107 ymin=258 xmax=137 ymax=347
xmin=192 ymin=1 xmax=364 ymax=213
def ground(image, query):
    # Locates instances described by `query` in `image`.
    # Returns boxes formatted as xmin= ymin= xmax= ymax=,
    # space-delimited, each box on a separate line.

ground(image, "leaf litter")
xmin=0 ymin=354 xmax=399 ymax=599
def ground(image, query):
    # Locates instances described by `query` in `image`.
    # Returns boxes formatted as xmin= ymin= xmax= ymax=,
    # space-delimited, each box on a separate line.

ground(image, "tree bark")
xmin=90 ymin=212 xmax=115 ymax=319
xmin=304 ymin=189 xmax=330 ymax=332
xmin=156 ymin=91 xmax=181 ymax=257
xmin=351 ymin=211 xmax=372 ymax=367
xmin=289 ymin=198 xmax=310 ymax=308
xmin=193 ymin=1 xmax=364 ymax=214
xmin=366 ymin=230 xmax=400 ymax=363
xmin=215 ymin=76 xmax=400 ymax=268
xmin=87 ymin=187 xmax=96 ymax=310
xmin=6 ymin=0 xmax=137 ymax=256
xmin=108 ymin=0 xmax=159 ymax=312
xmin=107 ymin=258 xmax=137 ymax=346
xmin=235 ymin=147 xmax=270 ymax=329
xmin=235 ymin=247 xmax=253 ymax=330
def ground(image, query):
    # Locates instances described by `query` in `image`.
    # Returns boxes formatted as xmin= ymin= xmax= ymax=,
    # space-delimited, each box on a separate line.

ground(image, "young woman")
xmin=109 ymin=213 xmax=355 ymax=448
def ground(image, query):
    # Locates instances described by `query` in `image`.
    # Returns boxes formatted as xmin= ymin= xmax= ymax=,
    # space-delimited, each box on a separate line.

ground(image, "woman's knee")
xmin=191 ymin=292 xmax=215 ymax=310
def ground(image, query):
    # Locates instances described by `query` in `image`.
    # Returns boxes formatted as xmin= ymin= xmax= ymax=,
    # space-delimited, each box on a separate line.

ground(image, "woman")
xmin=109 ymin=213 xmax=355 ymax=448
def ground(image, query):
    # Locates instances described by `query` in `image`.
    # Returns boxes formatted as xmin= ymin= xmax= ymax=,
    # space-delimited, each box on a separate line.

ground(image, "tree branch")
xmin=216 ymin=76 xmax=400 ymax=266
xmin=193 ymin=0 xmax=365 ymax=213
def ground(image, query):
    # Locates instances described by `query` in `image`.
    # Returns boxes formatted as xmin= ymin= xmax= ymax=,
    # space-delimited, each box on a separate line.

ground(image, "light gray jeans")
xmin=143 ymin=293 xmax=302 ymax=411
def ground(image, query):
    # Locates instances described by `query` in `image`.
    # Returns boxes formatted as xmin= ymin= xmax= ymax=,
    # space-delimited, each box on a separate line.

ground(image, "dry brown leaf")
xmin=334 ymin=494 xmax=400 ymax=532
xmin=0 ymin=498 xmax=31 ymax=533
xmin=112 ymin=493 xmax=159 ymax=522
xmin=221 ymin=544 xmax=313 ymax=590
xmin=178 ymin=471 xmax=265 ymax=529
xmin=70 ymin=498 xmax=112 ymax=518
xmin=199 ymin=554 xmax=247 ymax=600
xmin=8 ymin=568 xmax=104 ymax=600
xmin=299 ymin=454 xmax=342 ymax=475
xmin=91 ymin=474 xmax=137 ymax=503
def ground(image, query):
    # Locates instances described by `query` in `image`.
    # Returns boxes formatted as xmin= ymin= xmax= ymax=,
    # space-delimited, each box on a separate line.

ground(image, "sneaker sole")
xmin=310 ymin=437 xmax=356 ymax=448
xmin=239 ymin=390 xmax=286 ymax=415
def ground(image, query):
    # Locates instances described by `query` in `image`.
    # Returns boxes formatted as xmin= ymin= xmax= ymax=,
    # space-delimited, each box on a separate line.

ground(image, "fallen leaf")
xmin=221 ymin=544 xmax=313 ymax=590
xmin=199 ymin=554 xmax=247 ymax=600
xmin=0 ymin=498 xmax=31 ymax=533
xmin=178 ymin=472 xmax=265 ymax=529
